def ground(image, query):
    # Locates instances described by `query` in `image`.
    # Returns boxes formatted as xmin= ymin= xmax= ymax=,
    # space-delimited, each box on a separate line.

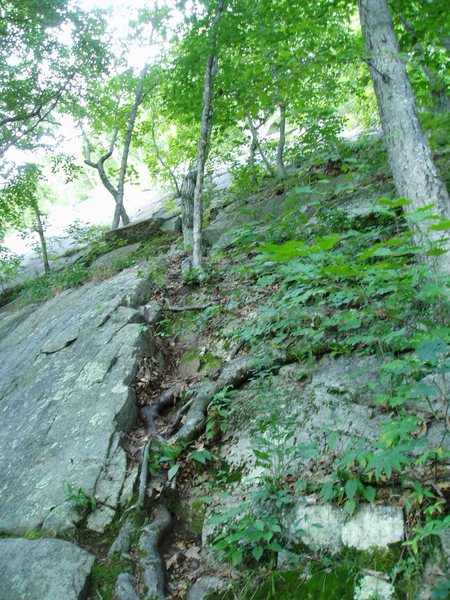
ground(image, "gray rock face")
xmin=204 ymin=195 xmax=295 ymax=249
xmin=90 ymin=242 xmax=142 ymax=270
xmin=104 ymin=212 xmax=181 ymax=245
xmin=205 ymin=355 xmax=415 ymax=556
xmin=354 ymin=574 xmax=395 ymax=600
xmin=0 ymin=267 xmax=154 ymax=534
xmin=221 ymin=355 xmax=386 ymax=482
xmin=0 ymin=538 xmax=94 ymax=600
xmin=115 ymin=573 xmax=140 ymax=600
xmin=186 ymin=576 xmax=226 ymax=600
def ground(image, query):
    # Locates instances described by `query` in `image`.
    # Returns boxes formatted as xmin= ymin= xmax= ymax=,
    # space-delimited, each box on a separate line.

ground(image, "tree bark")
xmin=151 ymin=120 xmax=181 ymax=196
xmin=180 ymin=165 xmax=196 ymax=251
xmin=192 ymin=0 xmax=225 ymax=269
xmin=31 ymin=198 xmax=50 ymax=275
xmin=112 ymin=63 xmax=149 ymax=230
xmin=246 ymin=112 xmax=276 ymax=178
xmin=276 ymin=102 xmax=287 ymax=177
xmin=83 ymin=128 xmax=130 ymax=227
xmin=358 ymin=0 xmax=450 ymax=259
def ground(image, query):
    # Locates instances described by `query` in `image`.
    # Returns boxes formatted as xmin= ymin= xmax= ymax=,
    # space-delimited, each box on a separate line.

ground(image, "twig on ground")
xmin=163 ymin=298 xmax=213 ymax=312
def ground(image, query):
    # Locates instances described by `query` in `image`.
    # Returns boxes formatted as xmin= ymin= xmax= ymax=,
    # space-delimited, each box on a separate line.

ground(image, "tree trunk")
xmin=83 ymin=128 xmax=130 ymax=228
xmin=276 ymin=103 xmax=287 ymax=177
xmin=180 ymin=166 xmax=196 ymax=251
xmin=192 ymin=0 xmax=225 ymax=269
xmin=248 ymin=134 xmax=258 ymax=185
xmin=31 ymin=198 xmax=50 ymax=275
xmin=246 ymin=112 xmax=276 ymax=178
xmin=151 ymin=120 xmax=181 ymax=196
xmin=358 ymin=0 xmax=450 ymax=257
xmin=112 ymin=64 xmax=149 ymax=230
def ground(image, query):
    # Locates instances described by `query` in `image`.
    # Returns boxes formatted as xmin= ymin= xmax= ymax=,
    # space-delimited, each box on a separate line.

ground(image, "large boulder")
xmin=104 ymin=210 xmax=181 ymax=245
xmin=0 ymin=538 xmax=94 ymax=600
xmin=0 ymin=267 xmax=156 ymax=534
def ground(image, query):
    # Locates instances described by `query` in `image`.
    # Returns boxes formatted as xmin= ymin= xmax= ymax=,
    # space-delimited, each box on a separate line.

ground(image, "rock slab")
xmin=0 ymin=267 xmax=153 ymax=534
xmin=0 ymin=538 xmax=94 ymax=600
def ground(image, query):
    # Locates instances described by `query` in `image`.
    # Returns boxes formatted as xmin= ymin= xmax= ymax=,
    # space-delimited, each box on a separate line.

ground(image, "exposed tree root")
xmin=115 ymin=572 xmax=140 ymax=600
xmin=127 ymin=351 xmax=291 ymax=598
xmin=139 ymin=504 xmax=173 ymax=600
xmin=171 ymin=352 xmax=289 ymax=444
xmin=138 ymin=440 xmax=152 ymax=509
xmin=141 ymin=389 xmax=176 ymax=441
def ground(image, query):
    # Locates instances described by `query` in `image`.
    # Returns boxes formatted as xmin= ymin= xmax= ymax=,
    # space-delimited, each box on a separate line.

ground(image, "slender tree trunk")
xmin=151 ymin=120 xmax=181 ymax=196
xmin=246 ymin=112 xmax=277 ymax=178
xmin=181 ymin=165 xmax=196 ymax=251
xmin=358 ymin=0 xmax=450 ymax=259
xmin=31 ymin=198 xmax=50 ymax=275
xmin=248 ymin=134 xmax=258 ymax=185
xmin=192 ymin=0 xmax=225 ymax=269
xmin=112 ymin=64 xmax=149 ymax=229
xmin=276 ymin=102 xmax=287 ymax=177
xmin=83 ymin=128 xmax=130 ymax=228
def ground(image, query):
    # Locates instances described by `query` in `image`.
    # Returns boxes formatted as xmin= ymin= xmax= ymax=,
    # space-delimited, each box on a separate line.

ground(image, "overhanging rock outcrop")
xmin=0 ymin=266 xmax=156 ymax=535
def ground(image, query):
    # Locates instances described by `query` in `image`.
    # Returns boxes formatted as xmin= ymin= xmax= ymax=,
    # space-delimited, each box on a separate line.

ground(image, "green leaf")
xmin=429 ymin=219 xmax=450 ymax=231
xmin=231 ymin=550 xmax=243 ymax=566
xmin=378 ymin=197 xmax=411 ymax=208
xmin=252 ymin=546 xmax=264 ymax=561
xmin=268 ymin=542 xmax=283 ymax=552
xmin=191 ymin=450 xmax=212 ymax=465
xmin=345 ymin=478 xmax=358 ymax=501
xmin=361 ymin=485 xmax=376 ymax=503
xmin=328 ymin=431 xmax=338 ymax=450
xmin=168 ymin=463 xmax=180 ymax=481
xmin=417 ymin=339 xmax=448 ymax=363
xmin=344 ymin=499 xmax=357 ymax=515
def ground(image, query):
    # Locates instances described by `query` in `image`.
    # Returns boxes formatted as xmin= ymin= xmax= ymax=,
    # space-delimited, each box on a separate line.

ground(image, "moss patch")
xmin=89 ymin=555 xmax=131 ymax=600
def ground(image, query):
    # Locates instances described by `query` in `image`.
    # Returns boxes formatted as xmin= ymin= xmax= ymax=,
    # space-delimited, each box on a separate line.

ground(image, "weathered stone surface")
xmin=283 ymin=500 xmax=346 ymax=554
xmin=354 ymin=574 xmax=395 ymax=600
xmin=341 ymin=505 xmax=404 ymax=550
xmin=283 ymin=500 xmax=404 ymax=554
xmin=204 ymin=195 xmax=295 ymax=249
xmin=221 ymin=355 xmax=386 ymax=480
xmin=115 ymin=573 xmax=140 ymax=600
xmin=0 ymin=267 xmax=154 ymax=534
xmin=186 ymin=576 xmax=226 ymax=600
xmin=90 ymin=242 xmax=141 ymax=270
xmin=205 ymin=355 xmax=411 ymax=556
xmin=0 ymin=538 xmax=94 ymax=600
xmin=104 ymin=212 xmax=181 ymax=245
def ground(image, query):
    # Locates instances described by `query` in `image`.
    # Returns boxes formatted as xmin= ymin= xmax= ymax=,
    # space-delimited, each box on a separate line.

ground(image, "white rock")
xmin=341 ymin=505 xmax=404 ymax=550
xmin=283 ymin=500 xmax=346 ymax=554
xmin=354 ymin=575 xmax=395 ymax=600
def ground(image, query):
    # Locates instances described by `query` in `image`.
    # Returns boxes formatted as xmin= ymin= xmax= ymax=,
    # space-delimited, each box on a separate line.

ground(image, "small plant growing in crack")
xmin=66 ymin=483 xmax=97 ymax=514
xmin=148 ymin=442 xmax=183 ymax=481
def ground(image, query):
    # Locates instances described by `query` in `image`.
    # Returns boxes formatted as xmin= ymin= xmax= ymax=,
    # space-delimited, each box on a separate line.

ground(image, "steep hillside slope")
xmin=0 ymin=136 xmax=448 ymax=600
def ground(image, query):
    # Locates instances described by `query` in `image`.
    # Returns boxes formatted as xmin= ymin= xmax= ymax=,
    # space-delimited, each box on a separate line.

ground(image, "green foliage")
xmin=19 ymin=263 xmax=90 ymax=304
xmin=0 ymin=245 xmax=22 ymax=291
xmin=206 ymin=386 xmax=232 ymax=441
xmin=90 ymin=555 xmax=130 ymax=600
xmin=66 ymin=483 xmax=96 ymax=514
xmin=210 ymin=409 xmax=311 ymax=567
xmin=148 ymin=442 xmax=183 ymax=481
